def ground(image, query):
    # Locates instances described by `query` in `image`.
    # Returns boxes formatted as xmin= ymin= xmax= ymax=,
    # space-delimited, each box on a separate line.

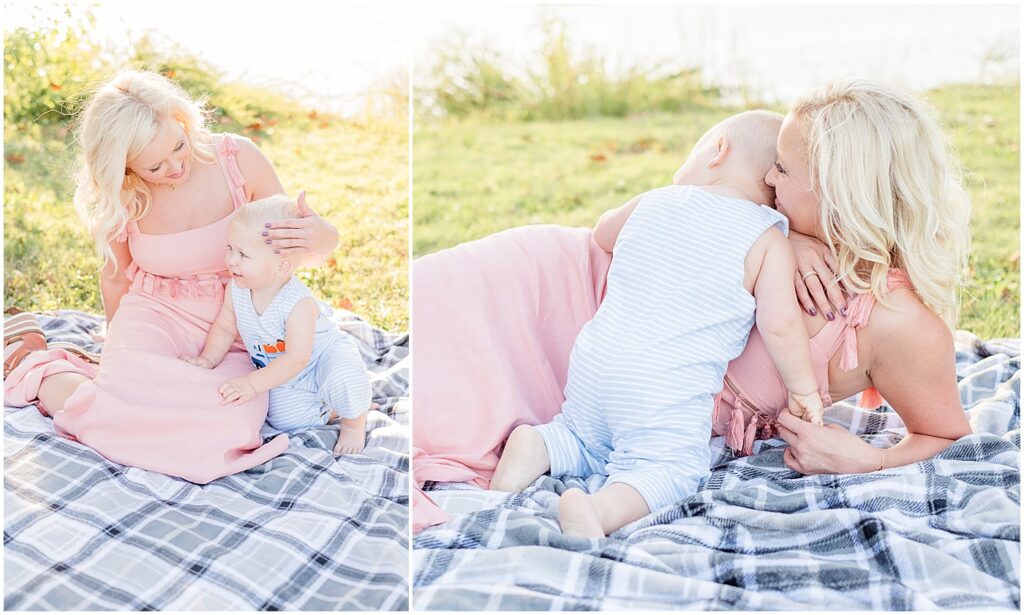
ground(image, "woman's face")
xmin=765 ymin=113 xmax=821 ymax=238
xmin=126 ymin=119 xmax=192 ymax=186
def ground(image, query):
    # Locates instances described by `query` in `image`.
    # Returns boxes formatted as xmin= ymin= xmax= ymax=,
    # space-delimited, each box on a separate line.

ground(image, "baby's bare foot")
xmin=490 ymin=424 xmax=550 ymax=492
xmin=559 ymin=488 xmax=605 ymax=538
xmin=333 ymin=427 xmax=366 ymax=456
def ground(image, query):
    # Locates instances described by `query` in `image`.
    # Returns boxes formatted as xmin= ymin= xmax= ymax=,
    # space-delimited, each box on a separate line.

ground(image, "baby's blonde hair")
xmin=231 ymin=194 xmax=300 ymax=234
xmin=793 ymin=79 xmax=970 ymax=328
xmin=696 ymin=110 xmax=783 ymax=182
xmin=72 ymin=69 xmax=216 ymax=273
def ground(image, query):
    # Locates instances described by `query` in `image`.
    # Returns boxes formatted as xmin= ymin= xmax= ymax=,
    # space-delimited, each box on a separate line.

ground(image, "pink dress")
xmin=5 ymin=134 xmax=289 ymax=483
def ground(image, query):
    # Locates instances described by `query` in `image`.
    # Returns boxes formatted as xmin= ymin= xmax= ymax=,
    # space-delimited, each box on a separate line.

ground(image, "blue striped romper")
xmin=231 ymin=276 xmax=372 ymax=432
xmin=534 ymin=185 xmax=788 ymax=512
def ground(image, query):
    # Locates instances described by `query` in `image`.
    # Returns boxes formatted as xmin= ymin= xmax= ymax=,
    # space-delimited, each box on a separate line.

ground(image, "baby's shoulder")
xmin=286 ymin=295 xmax=322 ymax=320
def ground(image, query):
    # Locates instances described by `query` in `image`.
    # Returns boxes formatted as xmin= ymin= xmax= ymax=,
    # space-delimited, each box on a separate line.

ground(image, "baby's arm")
xmin=220 ymin=297 xmax=320 ymax=405
xmin=593 ymin=193 xmax=644 ymax=252
xmin=182 ymin=292 xmax=238 ymax=369
xmin=750 ymin=228 xmax=824 ymax=424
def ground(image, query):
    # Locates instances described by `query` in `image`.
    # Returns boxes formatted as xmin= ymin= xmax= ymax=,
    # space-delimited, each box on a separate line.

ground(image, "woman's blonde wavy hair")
xmin=72 ymin=69 xmax=216 ymax=274
xmin=792 ymin=79 xmax=971 ymax=328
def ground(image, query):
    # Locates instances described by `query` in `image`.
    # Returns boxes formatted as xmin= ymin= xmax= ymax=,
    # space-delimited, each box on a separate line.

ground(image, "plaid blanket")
xmin=413 ymin=332 xmax=1020 ymax=611
xmin=4 ymin=310 xmax=409 ymax=610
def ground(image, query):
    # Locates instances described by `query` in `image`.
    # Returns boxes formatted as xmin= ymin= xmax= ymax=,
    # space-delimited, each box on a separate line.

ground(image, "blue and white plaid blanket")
xmin=413 ymin=332 xmax=1020 ymax=610
xmin=5 ymin=310 xmax=409 ymax=610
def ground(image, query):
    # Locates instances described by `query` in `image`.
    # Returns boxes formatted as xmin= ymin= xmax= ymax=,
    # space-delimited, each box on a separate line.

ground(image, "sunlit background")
xmin=414 ymin=3 xmax=1018 ymax=105
xmin=6 ymin=0 xmax=409 ymax=115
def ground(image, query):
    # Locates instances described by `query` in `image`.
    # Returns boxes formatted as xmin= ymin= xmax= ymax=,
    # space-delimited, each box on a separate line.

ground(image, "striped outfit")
xmin=534 ymin=185 xmax=788 ymax=512
xmin=231 ymin=277 xmax=371 ymax=432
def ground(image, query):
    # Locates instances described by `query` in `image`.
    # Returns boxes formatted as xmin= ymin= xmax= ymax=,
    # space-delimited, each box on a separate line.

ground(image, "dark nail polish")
xmin=273 ymin=249 xmax=280 ymax=254
xmin=265 ymin=222 xmax=271 ymax=228
xmin=261 ymin=231 xmax=268 ymax=236
xmin=826 ymin=312 xmax=835 ymax=321
xmin=840 ymin=306 xmax=848 ymax=317
xmin=265 ymin=239 xmax=272 ymax=244
xmin=808 ymin=307 xmax=817 ymax=316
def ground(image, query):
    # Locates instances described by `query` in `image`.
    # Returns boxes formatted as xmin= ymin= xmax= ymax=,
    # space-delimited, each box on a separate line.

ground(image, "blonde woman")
xmin=732 ymin=78 xmax=973 ymax=473
xmin=3 ymin=70 xmax=339 ymax=482
xmin=413 ymin=79 xmax=975 ymax=530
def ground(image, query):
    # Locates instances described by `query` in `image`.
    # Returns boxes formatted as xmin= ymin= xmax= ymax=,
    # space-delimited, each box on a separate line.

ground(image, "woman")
xmin=412 ymin=79 xmax=973 ymax=529
xmin=4 ymin=70 xmax=340 ymax=483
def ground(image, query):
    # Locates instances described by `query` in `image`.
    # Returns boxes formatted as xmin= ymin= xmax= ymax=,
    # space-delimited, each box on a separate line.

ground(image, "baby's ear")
xmin=707 ymin=136 xmax=730 ymax=168
xmin=277 ymin=255 xmax=295 ymax=276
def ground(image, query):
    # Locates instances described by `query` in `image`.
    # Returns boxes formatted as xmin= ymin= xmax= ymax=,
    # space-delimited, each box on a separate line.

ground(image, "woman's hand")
xmin=262 ymin=190 xmax=339 ymax=267
xmin=776 ymin=412 xmax=883 ymax=475
xmin=789 ymin=231 xmax=848 ymax=319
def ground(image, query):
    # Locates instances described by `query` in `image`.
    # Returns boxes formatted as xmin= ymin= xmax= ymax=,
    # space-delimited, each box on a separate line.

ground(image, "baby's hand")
xmin=180 ymin=355 xmax=214 ymax=369
xmin=219 ymin=376 xmax=257 ymax=405
xmin=787 ymin=390 xmax=824 ymax=425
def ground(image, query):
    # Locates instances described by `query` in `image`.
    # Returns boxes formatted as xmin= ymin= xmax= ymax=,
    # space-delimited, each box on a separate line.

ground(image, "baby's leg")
xmin=267 ymin=385 xmax=324 ymax=431
xmin=559 ymin=483 xmax=649 ymax=538
xmin=594 ymin=399 xmax=712 ymax=535
xmin=491 ymin=414 xmax=602 ymax=492
xmin=490 ymin=424 xmax=550 ymax=492
xmin=334 ymin=411 xmax=367 ymax=455
xmin=316 ymin=342 xmax=373 ymax=455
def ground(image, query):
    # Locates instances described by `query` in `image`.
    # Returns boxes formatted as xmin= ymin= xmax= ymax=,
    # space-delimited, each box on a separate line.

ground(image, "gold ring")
xmin=801 ymin=271 xmax=820 ymax=282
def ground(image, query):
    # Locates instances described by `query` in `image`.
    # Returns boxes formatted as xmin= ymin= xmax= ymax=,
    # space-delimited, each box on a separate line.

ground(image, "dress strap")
xmin=837 ymin=269 xmax=914 ymax=408
xmin=113 ymin=219 xmax=140 ymax=243
xmin=215 ymin=134 xmax=248 ymax=210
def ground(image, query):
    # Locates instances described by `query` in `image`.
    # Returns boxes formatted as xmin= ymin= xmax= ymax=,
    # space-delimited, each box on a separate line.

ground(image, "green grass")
xmin=4 ymin=115 xmax=409 ymax=332
xmin=413 ymin=84 xmax=1019 ymax=339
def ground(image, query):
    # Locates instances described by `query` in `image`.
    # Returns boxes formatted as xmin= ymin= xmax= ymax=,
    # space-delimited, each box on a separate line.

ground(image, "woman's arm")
xmin=100 ymin=237 xmax=134 ymax=325
xmin=777 ymin=294 xmax=970 ymax=474
xmin=233 ymin=136 xmax=340 ymax=267
xmin=861 ymin=293 xmax=971 ymax=460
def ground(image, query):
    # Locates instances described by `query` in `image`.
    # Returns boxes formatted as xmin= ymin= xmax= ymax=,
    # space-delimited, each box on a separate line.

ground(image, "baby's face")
xmin=225 ymin=220 xmax=281 ymax=290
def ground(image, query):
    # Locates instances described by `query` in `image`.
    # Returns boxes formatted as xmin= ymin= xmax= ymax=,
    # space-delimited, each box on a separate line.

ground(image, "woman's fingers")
xmin=802 ymin=271 xmax=836 ymax=319
xmin=264 ymin=219 xmax=313 ymax=235
xmin=794 ymin=271 xmax=817 ymax=316
xmin=296 ymin=189 xmax=318 ymax=217
xmin=823 ymin=273 xmax=849 ymax=317
xmin=776 ymin=423 xmax=797 ymax=445
xmin=783 ymin=448 xmax=805 ymax=474
xmin=270 ymin=238 xmax=307 ymax=249
xmin=274 ymin=246 xmax=309 ymax=257
xmin=822 ymin=248 xmax=838 ymax=272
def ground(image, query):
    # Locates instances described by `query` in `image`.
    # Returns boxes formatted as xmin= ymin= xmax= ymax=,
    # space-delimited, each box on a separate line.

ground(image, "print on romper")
xmin=250 ymin=339 xmax=286 ymax=369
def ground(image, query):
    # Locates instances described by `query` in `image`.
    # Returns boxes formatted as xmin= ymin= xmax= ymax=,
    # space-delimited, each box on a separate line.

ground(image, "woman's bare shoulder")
xmin=864 ymin=287 xmax=953 ymax=361
xmin=222 ymin=134 xmax=284 ymax=199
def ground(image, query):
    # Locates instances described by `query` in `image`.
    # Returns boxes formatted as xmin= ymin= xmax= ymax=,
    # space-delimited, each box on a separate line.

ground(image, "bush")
xmin=4 ymin=5 xmax=328 ymax=144
xmin=418 ymin=18 xmax=720 ymax=122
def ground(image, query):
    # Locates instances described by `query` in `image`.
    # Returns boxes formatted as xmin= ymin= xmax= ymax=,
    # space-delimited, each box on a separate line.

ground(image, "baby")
xmin=182 ymin=195 xmax=373 ymax=455
xmin=490 ymin=111 xmax=824 ymax=537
